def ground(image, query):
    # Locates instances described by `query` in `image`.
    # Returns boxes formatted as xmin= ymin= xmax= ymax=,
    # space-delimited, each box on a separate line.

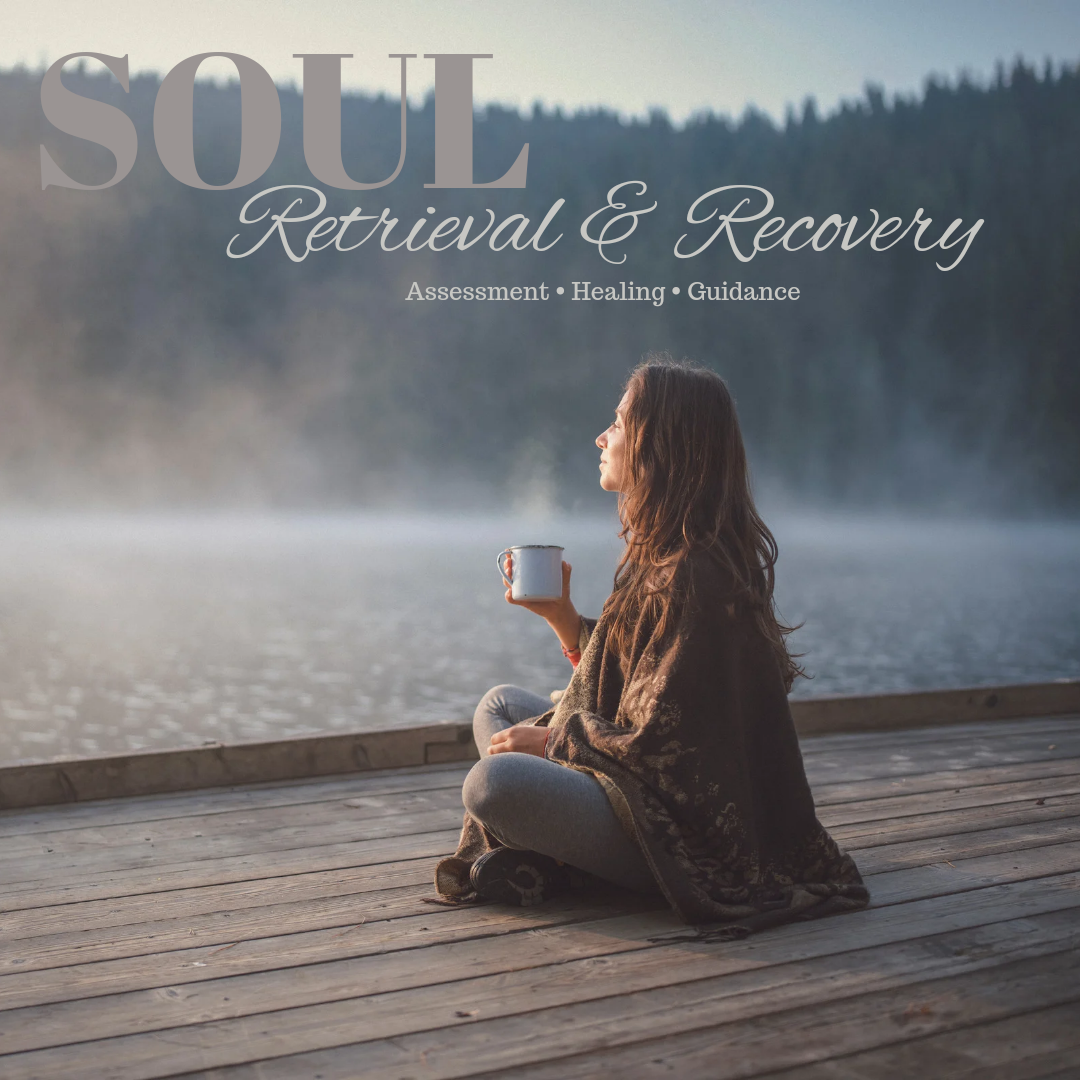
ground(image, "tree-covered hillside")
xmin=0 ymin=58 xmax=1077 ymax=510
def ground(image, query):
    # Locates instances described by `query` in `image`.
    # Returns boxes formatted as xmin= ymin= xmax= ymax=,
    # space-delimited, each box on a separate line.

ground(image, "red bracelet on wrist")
xmin=561 ymin=642 xmax=581 ymax=667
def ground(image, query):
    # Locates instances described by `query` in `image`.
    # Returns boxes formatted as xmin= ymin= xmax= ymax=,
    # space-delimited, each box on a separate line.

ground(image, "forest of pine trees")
xmin=0 ymin=57 xmax=1076 ymax=511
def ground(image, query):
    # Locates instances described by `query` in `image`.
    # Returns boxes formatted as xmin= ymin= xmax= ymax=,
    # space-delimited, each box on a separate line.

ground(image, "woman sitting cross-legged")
xmin=432 ymin=356 xmax=869 ymax=935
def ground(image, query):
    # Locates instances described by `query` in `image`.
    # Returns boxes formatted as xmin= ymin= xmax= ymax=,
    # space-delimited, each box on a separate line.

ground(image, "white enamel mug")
xmin=497 ymin=545 xmax=564 ymax=601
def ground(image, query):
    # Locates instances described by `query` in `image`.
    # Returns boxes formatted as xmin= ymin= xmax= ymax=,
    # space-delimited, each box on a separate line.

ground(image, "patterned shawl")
xmin=434 ymin=550 xmax=869 ymax=934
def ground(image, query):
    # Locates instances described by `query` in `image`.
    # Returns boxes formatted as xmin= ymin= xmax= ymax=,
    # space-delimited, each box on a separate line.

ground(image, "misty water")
xmin=0 ymin=511 xmax=1077 ymax=765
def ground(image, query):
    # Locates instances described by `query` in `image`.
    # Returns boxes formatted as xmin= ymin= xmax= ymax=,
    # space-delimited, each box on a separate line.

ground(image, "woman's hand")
xmin=502 ymin=556 xmax=582 ymax=651
xmin=487 ymin=725 xmax=549 ymax=757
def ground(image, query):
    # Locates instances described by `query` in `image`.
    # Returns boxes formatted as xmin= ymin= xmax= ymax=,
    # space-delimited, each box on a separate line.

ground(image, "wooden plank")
xmin=6 ymin=768 xmax=1074 ymax=915
xmin=1 ymin=890 xmax=1077 ymax=1074
xmin=821 ymin=775 xmax=1080 ymax=826
xmin=0 ymin=829 xmax=462 ymax=912
xmin=17 ymin=737 xmax=1073 ymax=848
xmin=472 ymin=949 xmax=1080 ymax=1080
xmin=6 ymin=767 xmax=1069 ymax=880
xmin=803 ymin=743 xmax=1080 ymax=787
xmin=2 ymin=834 xmax=1076 ymax=1004
xmin=0 ymin=892 xmax=673 ymax=1013
xmin=17 ymin=745 xmax=1069 ymax=844
xmin=829 ymin=793 xmax=1080 ymax=849
xmin=754 ymin=1002 xmax=1080 ymax=1078
xmin=0 ymin=882 xmax=442 ymax=974
xmin=0 ymin=783 xmax=468 ymax=865
xmin=811 ymin=756 xmax=1080 ymax=806
xmin=799 ymin=713 xmax=1079 ymax=750
xmin=0 ymin=857 xmax=436 ymax=942
xmin=7 ymin=765 xmax=1076 ymax=887
xmin=4 ymin=786 xmax=1075 ymax=937
xmin=803 ymin=714 xmax=1079 ymax=747
xmin=2 ymin=864 xmax=1079 ymax=1058
xmin=801 ymin=727 xmax=1080 ymax=786
xmin=0 ymin=683 xmax=1074 ymax=809
xmin=4 ymin=779 xmax=1078 ymax=921
xmin=0 ymin=874 xmax=661 ymax=976
xmin=23 ymin=809 xmax=1070 ymax=950
xmin=791 ymin=682 xmax=1080 ymax=736
xmin=0 ymin=803 xmax=469 ymax=886
xmin=1 ymin=864 xmax=1072 ymax=1018
xmin=0 ymin=715 xmax=1074 ymax=1077
xmin=4 ymin=697 xmax=1078 ymax=1080
xmin=3 ymin=907 xmax=1077 ymax=1079
xmin=0 ymin=763 xmax=471 ymax=838
xmin=0 ymin=721 xmax=479 ymax=810
xmin=1013 ymin=1066 xmax=1080 ymax=1080
xmin=850 ymin=815 xmax=1080 ymax=874
xmin=9 ymin=827 xmax=1079 ymax=961
xmin=862 ymin=840 xmax=1080 ymax=905
xmin=3 ymin=743 xmax=1076 ymax=906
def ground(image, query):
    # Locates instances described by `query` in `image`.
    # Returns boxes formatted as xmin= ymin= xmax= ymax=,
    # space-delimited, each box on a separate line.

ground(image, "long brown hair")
xmin=605 ymin=355 xmax=805 ymax=691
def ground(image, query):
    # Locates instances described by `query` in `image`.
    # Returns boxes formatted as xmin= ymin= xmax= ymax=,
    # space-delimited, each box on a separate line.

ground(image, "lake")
xmin=0 ymin=511 xmax=1077 ymax=764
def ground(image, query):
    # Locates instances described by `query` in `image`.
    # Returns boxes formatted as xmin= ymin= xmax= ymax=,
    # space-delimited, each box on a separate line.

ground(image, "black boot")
xmin=469 ymin=848 xmax=587 ymax=907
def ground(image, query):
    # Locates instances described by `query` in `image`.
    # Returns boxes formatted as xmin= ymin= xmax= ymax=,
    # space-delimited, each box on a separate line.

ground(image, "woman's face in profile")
xmin=596 ymin=391 xmax=630 ymax=492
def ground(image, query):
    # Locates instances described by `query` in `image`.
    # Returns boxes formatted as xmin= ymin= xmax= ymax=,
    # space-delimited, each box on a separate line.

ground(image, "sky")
xmin=3 ymin=0 xmax=1080 ymax=122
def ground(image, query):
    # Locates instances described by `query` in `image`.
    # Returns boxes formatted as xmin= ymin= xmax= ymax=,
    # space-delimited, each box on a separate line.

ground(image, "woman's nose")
xmin=596 ymin=431 xmax=607 ymax=448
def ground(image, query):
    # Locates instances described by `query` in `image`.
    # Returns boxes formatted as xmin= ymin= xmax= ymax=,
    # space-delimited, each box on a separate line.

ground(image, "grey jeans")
xmin=462 ymin=684 xmax=661 ymax=895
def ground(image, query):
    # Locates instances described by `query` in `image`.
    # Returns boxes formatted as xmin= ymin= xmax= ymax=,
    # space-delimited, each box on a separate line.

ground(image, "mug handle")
xmin=497 ymin=549 xmax=513 ymax=585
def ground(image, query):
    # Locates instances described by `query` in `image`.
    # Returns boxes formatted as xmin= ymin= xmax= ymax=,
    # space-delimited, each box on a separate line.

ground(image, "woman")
xmin=433 ymin=356 xmax=868 ymax=934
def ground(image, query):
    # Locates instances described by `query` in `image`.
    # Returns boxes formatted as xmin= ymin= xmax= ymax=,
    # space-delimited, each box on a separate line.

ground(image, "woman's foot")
xmin=469 ymin=847 xmax=587 ymax=906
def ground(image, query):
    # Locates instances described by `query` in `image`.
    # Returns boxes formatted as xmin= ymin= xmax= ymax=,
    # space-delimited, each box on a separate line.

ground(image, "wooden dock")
xmin=1 ymin=704 xmax=1079 ymax=1077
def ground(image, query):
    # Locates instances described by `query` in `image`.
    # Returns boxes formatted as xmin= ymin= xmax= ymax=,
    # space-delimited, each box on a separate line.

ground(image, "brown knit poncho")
xmin=435 ymin=550 xmax=869 ymax=934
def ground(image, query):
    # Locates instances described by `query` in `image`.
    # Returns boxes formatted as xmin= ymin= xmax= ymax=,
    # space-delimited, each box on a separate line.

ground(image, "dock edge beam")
xmin=1 ymin=680 xmax=1077 ymax=809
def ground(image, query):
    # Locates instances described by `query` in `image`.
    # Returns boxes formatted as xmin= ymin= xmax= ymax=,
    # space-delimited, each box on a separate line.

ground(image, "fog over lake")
xmin=0 ymin=512 xmax=1077 ymax=765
